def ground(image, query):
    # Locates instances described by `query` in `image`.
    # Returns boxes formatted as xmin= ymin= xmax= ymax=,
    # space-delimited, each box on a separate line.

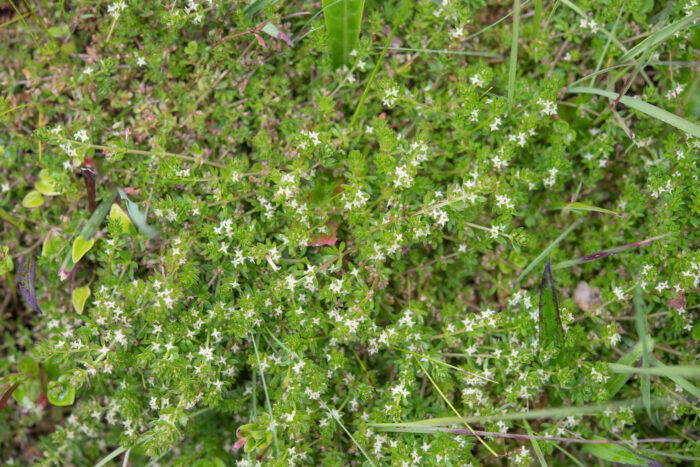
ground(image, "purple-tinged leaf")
xmin=553 ymin=233 xmax=671 ymax=270
xmin=0 ymin=383 xmax=20 ymax=414
xmin=81 ymin=168 xmax=96 ymax=213
xmin=16 ymin=255 xmax=41 ymax=314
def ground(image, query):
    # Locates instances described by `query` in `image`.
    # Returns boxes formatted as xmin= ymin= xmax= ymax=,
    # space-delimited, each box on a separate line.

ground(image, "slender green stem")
xmin=250 ymin=331 xmax=279 ymax=456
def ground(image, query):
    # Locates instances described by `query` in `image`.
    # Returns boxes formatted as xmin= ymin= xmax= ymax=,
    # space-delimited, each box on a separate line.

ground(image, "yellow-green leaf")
xmin=109 ymin=203 xmax=132 ymax=233
xmin=35 ymin=170 xmax=63 ymax=196
xmin=72 ymin=236 xmax=95 ymax=264
xmin=72 ymin=286 xmax=91 ymax=315
xmin=22 ymin=190 xmax=44 ymax=208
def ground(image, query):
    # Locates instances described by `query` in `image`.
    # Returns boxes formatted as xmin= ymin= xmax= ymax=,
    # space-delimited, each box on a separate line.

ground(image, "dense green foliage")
xmin=1 ymin=0 xmax=699 ymax=465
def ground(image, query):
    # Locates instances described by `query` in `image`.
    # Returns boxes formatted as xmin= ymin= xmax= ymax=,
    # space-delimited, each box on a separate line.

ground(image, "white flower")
xmin=74 ymin=129 xmax=89 ymax=142
xmin=612 ymin=286 xmax=625 ymax=301
xmin=382 ymin=86 xmax=400 ymax=107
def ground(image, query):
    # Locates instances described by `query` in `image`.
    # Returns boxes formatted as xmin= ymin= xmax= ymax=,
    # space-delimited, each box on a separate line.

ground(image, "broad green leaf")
xmin=47 ymin=374 xmax=75 ymax=406
xmin=117 ymin=189 xmax=161 ymax=240
xmin=539 ymin=258 xmax=564 ymax=351
xmin=72 ymin=236 xmax=95 ymax=264
xmin=0 ymin=245 xmax=12 ymax=276
xmin=606 ymin=336 xmax=654 ymax=398
xmin=42 ymin=232 xmax=62 ymax=258
xmin=19 ymin=356 xmax=39 ymax=377
xmin=35 ymin=170 xmax=63 ymax=196
xmin=109 ymin=203 xmax=132 ymax=233
xmin=261 ymin=22 xmax=280 ymax=38
xmin=322 ymin=0 xmax=365 ymax=69
xmin=72 ymin=286 xmax=91 ymax=315
xmin=22 ymin=190 xmax=44 ymax=208
xmin=584 ymin=443 xmax=658 ymax=466
xmin=12 ymin=379 xmax=40 ymax=409
xmin=566 ymin=86 xmax=700 ymax=138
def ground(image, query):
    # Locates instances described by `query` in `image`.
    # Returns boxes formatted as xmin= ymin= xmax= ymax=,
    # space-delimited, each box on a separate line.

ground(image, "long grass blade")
xmin=566 ymin=86 xmax=700 ymax=138
xmin=508 ymin=0 xmax=521 ymax=107
xmin=609 ymin=363 xmax=700 ymax=379
xmin=322 ymin=0 xmax=365 ymax=68
xmin=619 ymin=9 xmax=700 ymax=62
xmin=649 ymin=355 xmax=700 ymax=399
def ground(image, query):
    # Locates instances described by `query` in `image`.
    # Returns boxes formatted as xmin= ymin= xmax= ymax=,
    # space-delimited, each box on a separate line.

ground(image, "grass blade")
xmin=609 ymin=364 xmax=700 ymax=379
xmin=322 ymin=0 xmax=365 ymax=69
xmin=523 ymin=420 xmax=547 ymax=466
xmin=649 ymin=355 xmax=700 ymax=399
xmin=559 ymin=0 xmax=628 ymax=52
xmin=515 ymin=216 xmax=585 ymax=283
xmin=606 ymin=336 xmax=654 ymax=398
xmin=566 ymin=86 xmax=700 ymax=138
xmin=548 ymin=201 xmax=620 ymax=216
xmin=552 ymin=233 xmax=671 ymax=270
xmin=508 ymin=0 xmax=521 ymax=106
xmin=619 ymin=9 xmax=700 ymax=62
xmin=584 ymin=443 xmax=661 ymax=466
xmin=633 ymin=286 xmax=657 ymax=425
xmin=370 ymin=398 xmax=669 ymax=428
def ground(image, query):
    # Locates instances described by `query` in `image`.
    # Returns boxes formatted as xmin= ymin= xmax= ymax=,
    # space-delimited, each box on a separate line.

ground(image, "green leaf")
xmin=549 ymin=202 xmax=620 ymax=216
xmin=566 ymin=86 xmax=700 ymax=138
xmin=608 ymin=363 xmax=700 ymax=379
xmin=71 ymin=236 xmax=95 ymax=264
xmin=117 ymin=189 xmax=161 ymax=240
xmin=22 ymin=190 xmax=44 ymax=208
xmin=584 ymin=443 xmax=658 ymax=466
xmin=19 ymin=356 xmax=39 ymax=377
xmin=60 ymin=191 xmax=118 ymax=279
xmin=539 ymin=258 xmax=564 ymax=351
xmin=41 ymin=232 xmax=62 ymax=258
xmin=606 ymin=336 xmax=655 ymax=398
xmin=322 ymin=0 xmax=365 ymax=69
xmin=12 ymin=379 xmax=39 ymax=409
xmin=0 ymin=245 xmax=12 ymax=276
xmin=619 ymin=10 xmax=700 ymax=62
xmin=35 ymin=170 xmax=62 ymax=196
xmin=72 ymin=286 xmax=91 ymax=315
xmin=109 ymin=203 xmax=132 ymax=233
xmin=47 ymin=374 xmax=75 ymax=406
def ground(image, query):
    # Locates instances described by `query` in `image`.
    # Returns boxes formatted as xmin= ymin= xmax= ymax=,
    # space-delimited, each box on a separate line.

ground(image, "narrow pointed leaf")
xmin=539 ymin=258 xmax=564 ymax=351
xmin=553 ymin=233 xmax=671 ymax=270
xmin=620 ymin=10 xmax=700 ymax=62
xmin=17 ymin=255 xmax=41 ymax=313
xmin=117 ymin=189 xmax=161 ymax=240
xmin=322 ymin=0 xmax=365 ymax=69
xmin=566 ymin=86 xmax=700 ymax=138
xmin=584 ymin=443 xmax=661 ymax=466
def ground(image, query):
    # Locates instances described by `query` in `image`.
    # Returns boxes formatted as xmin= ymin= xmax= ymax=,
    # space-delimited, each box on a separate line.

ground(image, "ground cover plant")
xmin=1 ymin=0 xmax=699 ymax=465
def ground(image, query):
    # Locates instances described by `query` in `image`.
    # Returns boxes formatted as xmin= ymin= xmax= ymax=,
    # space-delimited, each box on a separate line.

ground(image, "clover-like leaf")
xmin=47 ymin=374 xmax=76 ymax=407
xmin=72 ymin=285 xmax=91 ymax=315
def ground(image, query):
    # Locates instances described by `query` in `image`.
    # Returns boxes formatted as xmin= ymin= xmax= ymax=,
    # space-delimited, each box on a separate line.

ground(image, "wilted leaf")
xmin=0 ymin=383 xmax=20 ymax=414
xmin=17 ymin=255 xmax=42 ymax=314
